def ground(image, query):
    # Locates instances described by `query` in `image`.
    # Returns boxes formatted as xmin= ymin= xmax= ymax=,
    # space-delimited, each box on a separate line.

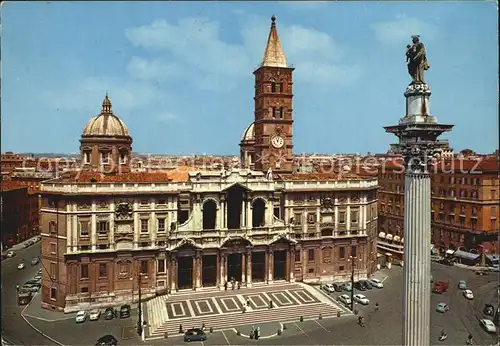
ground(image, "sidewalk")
xmin=22 ymin=293 xmax=77 ymax=322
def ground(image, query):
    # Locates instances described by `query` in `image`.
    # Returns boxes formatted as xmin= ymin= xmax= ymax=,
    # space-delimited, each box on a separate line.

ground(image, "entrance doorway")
xmin=251 ymin=252 xmax=266 ymax=282
xmin=273 ymin=250 xmax=287 ymax=280
xmin=226 ymin=185 xmax=245 ymax=229
xmin=227 ymin=253 xmax=242 ymax=282
xmin=202 ymin=255 xmax=217 ymax=287
xmin=177 ymin=257 xmax=193 ymax=289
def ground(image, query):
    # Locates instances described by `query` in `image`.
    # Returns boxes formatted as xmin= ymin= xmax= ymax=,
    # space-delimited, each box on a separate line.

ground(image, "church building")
xmin=39 ymin=16 xmax=379 ymax=312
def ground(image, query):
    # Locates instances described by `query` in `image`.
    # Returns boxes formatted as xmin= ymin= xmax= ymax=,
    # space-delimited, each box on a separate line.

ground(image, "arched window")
xmin=252 ymin=198 xmax=266 ymax=227
xmin=202 ymin=200 xmax=217 ymax=230
xmin=271 ymin=81 xmax=276 ymax=93
xmin=279 ymin=81 xmax=284 ymax=92
xmin=272 ymin=107 xmax=276 ymax=119
xmin=279 ymin=107 xmax=284 ymax=118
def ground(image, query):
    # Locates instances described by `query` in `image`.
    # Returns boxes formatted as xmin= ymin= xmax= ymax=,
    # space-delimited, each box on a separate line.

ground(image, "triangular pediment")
xmin=222 ymin=182 xmax=252 ymax=192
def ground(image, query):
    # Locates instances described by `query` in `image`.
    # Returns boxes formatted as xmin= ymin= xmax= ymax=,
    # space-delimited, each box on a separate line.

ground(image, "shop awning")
xmin=386 ymin=234 xmax=394 ymax=241
xmin=393 ymin=235 xmax=401 ymax=242
xmin=454 ymin=249 xmax=480 ymax=261
xmin=378 ymin=232 xmax=386 ymax=239
xmin=445 ymin=249 xmax=455 ymax=255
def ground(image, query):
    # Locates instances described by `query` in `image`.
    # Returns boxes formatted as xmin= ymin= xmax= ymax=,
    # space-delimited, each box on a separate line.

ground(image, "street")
xmin=2 ymin=243 xmax=498 ymax=346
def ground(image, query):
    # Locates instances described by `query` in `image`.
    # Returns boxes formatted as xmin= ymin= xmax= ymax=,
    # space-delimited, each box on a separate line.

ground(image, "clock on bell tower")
xmin=253 ymin=15 xmax=294 ymax=173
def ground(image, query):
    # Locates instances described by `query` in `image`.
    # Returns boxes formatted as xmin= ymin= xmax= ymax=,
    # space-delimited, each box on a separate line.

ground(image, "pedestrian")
xmin=16 ymin=284 xmax=19 ymax=291
xmin=232 ymin=282 xmax=235 ymax=290
xmin=269 ymin=300 xmax=273 ymax=308
xmin=375 ymin=302 xmax=379 ymax=311
xmin=256 ymin=326 xmax=261 ymax=339
xmin=250 ymin=326 xmax=255 ymax=339
xmin=246 ymin=298 xmax=250 ymax=306
xmin=224 ymin=282 xmax=228 ymax=291
xmin=237 ymin=281 xmax=241 ymax=290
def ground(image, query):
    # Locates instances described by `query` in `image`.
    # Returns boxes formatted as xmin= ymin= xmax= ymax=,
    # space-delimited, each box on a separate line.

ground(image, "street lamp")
xmin=137 ymin=273 xmax=147 ymax=337
xmin=347 ymin=255 xmax=362 ymax=311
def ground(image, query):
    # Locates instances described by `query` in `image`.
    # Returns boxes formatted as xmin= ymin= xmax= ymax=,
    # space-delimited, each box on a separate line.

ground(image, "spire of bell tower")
xmin=261 ymin=15 xmax=288 ymax=68
xmin=101 ymin=93 xmax=112 ymax=114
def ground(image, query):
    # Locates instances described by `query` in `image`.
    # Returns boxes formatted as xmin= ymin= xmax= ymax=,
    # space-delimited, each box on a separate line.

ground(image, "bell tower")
xmin=253 ymin=15 xmax=294 ymax=173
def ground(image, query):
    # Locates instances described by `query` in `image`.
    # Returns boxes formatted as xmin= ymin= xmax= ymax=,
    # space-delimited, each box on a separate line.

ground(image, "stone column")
xmin=246 ymin=247 xmax=253 ymax=287
xmin=241 ymin=253 xmax=246 ymax=284
xmin=195 ymin=252 xmax=202 ymax=289
xmin=109 ymin=202 xmax=115 ymax=249
xmin=268 ymin=247 xmax=274 ymax=283
xmin=133 ymin=200 xmax=139 ymax=249
xmin=219 ymin=251 xmax=226 ymax=290
xmin=216 ymin=254 xmax=220 ymax=287
xmin=285 ymin=248 xmax=291 ymax=281
xmin=289 ymin=247 xmax=296 ymax=282
xmin=264 ymin=251 xmax=269 ymax=284
xmin=247 ymin=200 xmax=252 ymax=229
xmin=402 ymin=172 xmax=432 ymax=346
xmin=170 ymin=257 xmax=177 ymax=292
xmin=385 ymin=81 xmax=453 ymax=346
xmin=241 ymin=199 xmax=246 ymax=228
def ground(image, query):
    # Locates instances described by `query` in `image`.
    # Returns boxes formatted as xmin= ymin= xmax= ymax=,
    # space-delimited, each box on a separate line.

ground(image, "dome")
xmin=82 ymin=95 xmax=130 ymax=137
xmin=241 ymin=123 xmax=255 ymax=142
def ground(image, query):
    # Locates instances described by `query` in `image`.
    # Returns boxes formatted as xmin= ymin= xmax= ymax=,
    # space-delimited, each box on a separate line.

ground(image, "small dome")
xmin=82 ymin=95 xmax=130 ymax=137
xmin=241 ymin=123 xmax=255 ymax=142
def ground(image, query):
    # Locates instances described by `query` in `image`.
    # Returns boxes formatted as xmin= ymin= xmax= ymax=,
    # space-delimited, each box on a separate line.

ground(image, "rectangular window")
xmin=100 ymin=152 xmax=109 ymax=164
xmin=307 ymin=213 xmax=316 ymax=224
xmin=140 ymin=260 xmax=148 ymax=274
xmin=339 ymin=247 xmax=345 ymax=259
xmin=157 ymin=218 xmax=165 ymax=232
xmin=351 ymin=246 xmax=357 ymax=258
xmin=307 ymin=249 xmax=315 ymax=262
xmin=294 ymin=213 xmax=302 ymax=225
xmin=491 ymin=219 xmax=497 ymax=231
xmin=50 ymin=243 xmax=56 ymax=255
xmin=158 ymin=199 xmax=166 ymax=205
xmin=141 ymin=219 xmax=149 ymax=233
xmin=98 ymin=221 xmax=109 ymax=235
xmin=492 ymin=190 xmax=497 ymax=200
xmin=308 ymin=268 xmax=314 ymax=274
xmin=50 ymin=262 xmax=57 ymax=279
xmin=49 ymin=221 xmax=57 ymax=234
xmin=50 ymin=287 xmax=57 ymax=300
xmin=99 ymin=263 xmax=107 ymax=278
xmin=295 ymin=251 xmax=301 ymax=262
xmin=81 ymin=287 xmax=89 ymax=293
xmin=79 ymin=220 xmax=89 ymax=237
xmin=84 ymin=151 xmax=91 ymax=164
xmin=339 ymin=211 xmax=346 ymax=224
xmin=339 ymin=266 xmax=345 ymax=271
xmin=350 ymin=211 xmax=358 ymax=223
xmin=119 ymin=153 xmax=127 ymax=164
xmin=81 ymin=264 xmax=89 ymax=279
xmin=157 ymin=259 xmax=166 ymax=273
xmin=492 ymin=207 xmax=497 ymax=217
xmin=471 ymin=219 xmax=477 ymax=230
xmin=141 ymin=199 xmax=149 ymax=205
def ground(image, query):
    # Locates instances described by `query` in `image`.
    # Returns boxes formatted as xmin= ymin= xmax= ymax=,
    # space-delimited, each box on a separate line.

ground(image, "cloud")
xmin=371 ymin=14 xmax=440 ymax=45
xmin=127 ymin=56 xmax=183 ymax=81
xmin=154 ymin=112 xmax=178 ymax=123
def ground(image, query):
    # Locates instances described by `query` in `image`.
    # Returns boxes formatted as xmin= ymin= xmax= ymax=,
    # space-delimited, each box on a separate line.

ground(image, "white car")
xmin=369 ymin=278 xmax=384 ymax=288
xmin=6 ymin=251 xmax=15 ymax=258
xmin=463 ymin=289 xmax=474 ymax=300
xmin=338 ymin=294 xmax=351 ymax=305
xmin=480 ymin=319 xmax=497 ymax=333
xmin=89 ymin=309 xmax=101 ymax=321
xmin=75 ymin=310 xmax=87 ymax=323
xmin=322 ymin=283 xmax=336 ymax=293
xmin=17 ymin=263 xmax=25 ymax=270
xmin=353 ymin=294 xmax=370 ymax=305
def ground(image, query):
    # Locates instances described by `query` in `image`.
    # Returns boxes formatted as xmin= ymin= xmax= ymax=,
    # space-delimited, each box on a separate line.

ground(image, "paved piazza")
xmin=146 ymin=282 xmax=344 ymax=338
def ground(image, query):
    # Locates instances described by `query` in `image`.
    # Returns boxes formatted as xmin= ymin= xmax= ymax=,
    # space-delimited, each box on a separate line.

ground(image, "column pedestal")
xmin=403 ymin=172 xmax=432 ymax=346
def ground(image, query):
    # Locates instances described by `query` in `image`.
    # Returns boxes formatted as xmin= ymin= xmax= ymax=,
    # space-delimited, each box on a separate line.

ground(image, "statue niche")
xmin=114 ymin=201 xmax=134 ymax=250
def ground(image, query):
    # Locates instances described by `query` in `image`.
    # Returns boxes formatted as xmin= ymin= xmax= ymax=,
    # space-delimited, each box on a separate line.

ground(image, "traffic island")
xmin=232 ymin=321 xmax=283 ymax=340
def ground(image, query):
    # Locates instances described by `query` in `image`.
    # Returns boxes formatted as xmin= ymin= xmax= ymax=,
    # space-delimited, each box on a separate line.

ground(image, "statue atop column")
xmin=406 ymin=35 xmax=430 ymax=85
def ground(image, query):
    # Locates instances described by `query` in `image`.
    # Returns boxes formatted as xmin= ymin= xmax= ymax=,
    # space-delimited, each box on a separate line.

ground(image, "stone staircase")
xmin=145 ymin=282 xmax=346 ymax=339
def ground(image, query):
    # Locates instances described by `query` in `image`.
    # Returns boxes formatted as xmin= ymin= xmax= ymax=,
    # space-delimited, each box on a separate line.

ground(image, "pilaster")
xmin=246 ymin=247 xmax=253 ymax=287
xmin=133 ymin=200 xmax=139 ymax=249
xmin=267 ymin=246 xmax=274 ymax=283
xmin=91 ymin=201 xmax=97 ymax=251
xmin=109 ymin=201 xmax=115 ymax=248
xmin=246 ymin=200 xmax=252 ymax=229
xmin=289 ymin=246 xmax=295 ymax=282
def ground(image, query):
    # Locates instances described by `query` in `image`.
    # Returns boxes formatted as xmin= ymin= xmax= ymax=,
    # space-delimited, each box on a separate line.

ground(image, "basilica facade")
xmin=40 ymin=16 xmax=379 ymax=312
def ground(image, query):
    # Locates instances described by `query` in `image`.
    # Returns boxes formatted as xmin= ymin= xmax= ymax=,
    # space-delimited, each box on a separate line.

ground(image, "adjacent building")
xmin=378 ymin=157 xmax=499 ymax=265
xmin=40 ymin=16 xmax=379 ymax=312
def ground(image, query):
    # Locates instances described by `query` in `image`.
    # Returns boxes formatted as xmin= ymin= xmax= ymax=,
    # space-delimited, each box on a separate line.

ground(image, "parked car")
xmin=353 ymin=294 xmax=369 ymax=305
xmin=6 ymin=251 xmax=15 ymax=258
xmin=436 ymin=302 xmax=449 ymax=313
xmin=27 ymin=240 xmax=34 ymax=246
xmin=89 ymin=309 xmax=101 ymax=321
xmin=322 ymin=283 xmax=336 ymax=293
xmin=337 ymin=294 xmax=351 ymax=306
xmin=184 ymin=328 xmax=207 ymax=342
xmin=37 ymin=268 xmax=43 ymax=275
xmin=25 ymin=280 xmax=41 ymax=287
xmin=75 ymin=310 xmax=87 ymax=323
xmin=332 ymin=283 xmax=343 ymax=292
xmin=432 ymin=281 xmax=449 ymax=294
xmin=484 ymin=304 xmax=495 ymax=316
xmin=457 ymin=280 xmax=467 ymax=290
xmin=354 ymin=282 xmax=366 ymax=291
xmin=341 ymin=282 xmax=352 ymax=292
xmin=95 ymin=334 xmax=118 ymax=346
xmin=31 ymin=257 xmax=40 ymax=266
xmin=480 ymin=319 xmax=497 ymax=333
xmin=17 ymin=263 xmax=25 ymax=270
xmin=33 ymin=275 xmax=42 ymax=282
xmin=104 ymin=307 xmax=115 ymax=320
xmin=21 ymin=284 xmax=40 ymax=293
xmin=476 ymin=270 xmax=489 ymax=276
xmin=463 ymin=289 xmax=474 ymax=300
xmin=369 ymin=278 xmax=384 ymax=288
xmin=119 ymin=305 xmax=131 ymax=319
xmin=360 ymin=280 xmax=373 ymax=290
xmin=23 ymin=243 xmax=30 ymax=248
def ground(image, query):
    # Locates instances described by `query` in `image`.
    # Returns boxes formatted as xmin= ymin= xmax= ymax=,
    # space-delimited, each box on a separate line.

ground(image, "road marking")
xmin=314 ymin=319 xmax=330 ymax=332
xmin=381 ymin=276 xmax=389 ymax=283
xmin=221 ymin=330 xmax=230 ymax=345
xmin=294 ymin=322 xmax=309 ymax=337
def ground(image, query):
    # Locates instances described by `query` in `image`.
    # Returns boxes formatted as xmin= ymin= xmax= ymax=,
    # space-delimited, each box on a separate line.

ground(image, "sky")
xmin=1 ymin=1 xmax=498 ymax=155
